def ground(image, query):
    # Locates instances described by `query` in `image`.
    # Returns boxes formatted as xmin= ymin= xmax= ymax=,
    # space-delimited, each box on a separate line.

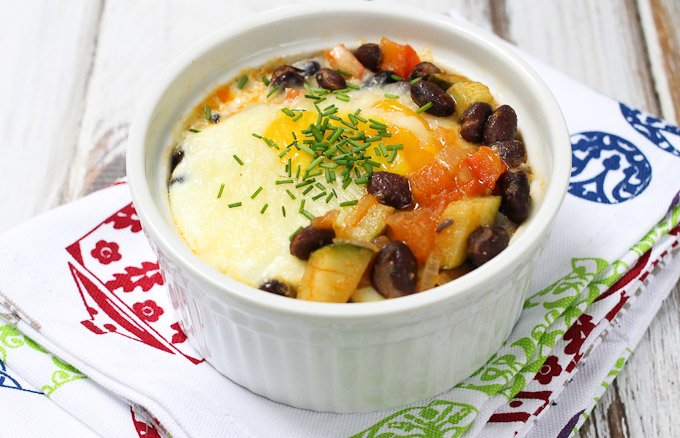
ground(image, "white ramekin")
xmin=127 ymin=4 xmax=570 ymax=413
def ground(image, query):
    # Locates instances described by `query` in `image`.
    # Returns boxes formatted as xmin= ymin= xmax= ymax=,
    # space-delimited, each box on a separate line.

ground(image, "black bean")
xmin=290 ymin=226 xmax=335 ymax=260
xmin=483 ymin=105 xmax=517 ymax=144
xmin=363 ymin=70 xmax=398 ymax=88
xmin=371 ymin=241 xmax=418 ymax=298
xmin=315 ymin=68 xmax=347 ymax=90
xmin=367 ymin=171 xmax=412 ymax=209
xmin=293 ymin=60 xmax=320 ymax=77
xmin=408 ymin=62 xmax=442 ymax=81
xmin=460 ymin=102 xmax=493 ymax=143
xmin=259 ymin=279 xmax=293 ymax=297
xmin=499 ymin=169 xmax=531 ymax=223
xmin=492 ymin=140 xmax=527 ymax=168
xmin=410 ymin=80 xmax=455 ymax=117
xmin=467 ymin=226 xmax=510 ymax=267
xmin=354 ymin=43 xmax=382 ymax=71
xmin=170 ymin=148 xmax=184 ymax=173
xmin=271 ymin=65 xmax=305 ymax=89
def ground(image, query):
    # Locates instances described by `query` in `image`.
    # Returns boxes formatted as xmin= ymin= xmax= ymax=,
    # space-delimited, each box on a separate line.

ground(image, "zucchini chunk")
xmin=435 ymin=196 xmax=501 ymax=268
xmin=299 ymin=244 xmax=374 ymax=302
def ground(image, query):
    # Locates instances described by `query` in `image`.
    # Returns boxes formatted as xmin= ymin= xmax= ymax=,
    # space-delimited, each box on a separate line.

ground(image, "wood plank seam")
xmin=58 ymin=0 xmax=107 ymax=205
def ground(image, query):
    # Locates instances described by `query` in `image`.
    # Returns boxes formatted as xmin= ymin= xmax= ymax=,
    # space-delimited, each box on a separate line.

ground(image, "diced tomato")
xmin=325 ymin=44 xmax=365 ymax=78
xmin=378 ymin=37 xmax=420 ymax=79
xmin=464 ymin=146 xmax=507 ymax=190
xmin=312 ymin=209 xmax=339 ymax=230
xmin=214 ymin=84 xmax=231 ymax=103
xmin=409 ymin=160 xmax=455 ymax=208
xmin=386 ymin=209 xmax=437 ymax=263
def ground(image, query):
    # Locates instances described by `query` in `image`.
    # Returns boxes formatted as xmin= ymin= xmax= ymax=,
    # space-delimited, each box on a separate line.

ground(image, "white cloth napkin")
xmin=1 ymin=17 xmax=680 ymax=438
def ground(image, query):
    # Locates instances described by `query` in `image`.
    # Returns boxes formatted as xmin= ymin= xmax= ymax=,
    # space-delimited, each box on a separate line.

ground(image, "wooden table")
xmin=2 ymin=1 xmax=678 ymax=436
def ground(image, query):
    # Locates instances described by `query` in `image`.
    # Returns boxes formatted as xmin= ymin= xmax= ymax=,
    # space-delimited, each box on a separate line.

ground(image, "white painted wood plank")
xmin=0 ymin=0 xmax=103 ymax=231
xmin=502 ymin=0 xmax=658 ymax=113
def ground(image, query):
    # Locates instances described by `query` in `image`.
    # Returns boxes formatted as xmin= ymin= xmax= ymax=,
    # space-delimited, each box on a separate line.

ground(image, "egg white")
xmin=169 ymin=103 xmax=364 ymax=288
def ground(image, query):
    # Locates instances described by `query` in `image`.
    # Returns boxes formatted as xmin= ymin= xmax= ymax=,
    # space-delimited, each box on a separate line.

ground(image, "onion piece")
xmin=350 ymin=286 xmax=386 ymax=303
xmin=417 ymin=253 xmax=440 ymax=292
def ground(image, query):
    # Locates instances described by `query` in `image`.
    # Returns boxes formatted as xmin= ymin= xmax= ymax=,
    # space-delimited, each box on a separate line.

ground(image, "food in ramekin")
xmin=168 ymin=37 xmax=532 ymax=303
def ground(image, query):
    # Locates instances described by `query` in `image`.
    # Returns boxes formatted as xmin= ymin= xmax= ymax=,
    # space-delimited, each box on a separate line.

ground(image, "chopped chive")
xmin=409 ymin=76 xmax=423 ymax=85
xmin=262 ymin=76 xmax=270 ymax=85
xmin=335 ymin=94 xmax=350 ymax=102
xmin=188 ymin=128 xmax=200 ymax=133
xmin=416 ymin=101 xmax=433 ymax=114
xmin=325 ymin=192 xmax=335 ymax=203
xmin=278 ymin=148 xmax=290 ymax=158
xmin=267 ymin=86 xmax=280 ymax=98
xmin=298 ymin=199 xmax=306 ymax=213
xmin=216 ymin=183 xmax=225 ymax=199
xmin=281 ymin=206 xmax=286 ymax=217
xmin=289 ymin=226 xmax=303 ymax=241
xmin=312 ymin=192 xmax=326 ymax=201
xmin=341 ymin=119 xmax=357 ymax=130
xmin=384 ymin=93 xmax=400 ymax=99
xmin=285 ymin=189 xmax=296 ymax=200
xmin=379 ymin=142 xmax=388 ymax=156
xmin=292 ymin=113 xmax=303 ymax=122
xmin=260 ymin=203 xmax=269 ymax=214
xmin=368 ymin=118 xmax=386 ymax=128
xmin=233 ymin=154 xmax=244 ymax=166
xmin=315 ymin=182 xmax=326 ymax=191
xmin=250 ymin=186 xmax=263 ymax=199
xmin=355 ymin=175 xmax=370 ymax=184
xmin=373 ymin=147 xmax=381 ymax=156
xmin=390 ymin=73 xmax=404 ymax=81
xmin=203 ymin=105 xmax=212 ymax=121
xmin=340 ymin=200 xmax=358 ymax=207
xmin=336 ymin=69 xmax=352 ymax=78
xmin=301 ymin=210 xmax=315 ymax=221
xmin=276 ymin=179 xmax=294 ymax=185
xmin=320 ymin=161 xmax=339 ymax=169
xmin=295 ymin=165 xmax=301 ymax=179
xmin=252 ymin=133 xmax=262 ymax=139
xmin=236 ymin=75 xmax=249 ymax=89
xmin=388 ymin=149 xmax=398 ymax=163
xmin=287 ymin=158 xmax=292 ymax=177
xmin=299 ymin=144 xmax=315 ymax=156
xmin=228 ymin=202 xmax=242 ymax=208
xmin=281 ymin=107 xmax=296 ymax=117
xmin=302 ymin=185 xmax=314 ymax=195
xmin=295 ymin=179 xmax=314 ymax=188
xmin=342 ymin=178 xmax=352 ymax=189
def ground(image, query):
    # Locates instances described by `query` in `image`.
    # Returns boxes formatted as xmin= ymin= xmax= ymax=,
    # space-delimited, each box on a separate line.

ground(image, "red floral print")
xmin=106 ymin=204 xmax=142 ymax=233
xmin=563 ymin=314 xmax=595 ymax=356
xmin=535 ymin=355 xmax=562 ymax=385
xmin=91 ymin=240 xmax=122 ymax=265
xmin=170 ymin=322 xmax=187 ymax=344
xmin=133 ymin=300 xmax=164 ymax=323
xmin=105 ymin=262 xmax=164 ymax=293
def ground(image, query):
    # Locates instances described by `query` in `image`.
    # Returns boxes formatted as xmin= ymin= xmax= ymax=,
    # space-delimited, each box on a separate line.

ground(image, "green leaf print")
xmin=351 ymin=400 xmax=477 ymax=438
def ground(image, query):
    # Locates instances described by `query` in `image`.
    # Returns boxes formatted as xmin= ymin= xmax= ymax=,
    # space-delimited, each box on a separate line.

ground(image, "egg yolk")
xmin=262 ymin=98 xmax=442 ymax=177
